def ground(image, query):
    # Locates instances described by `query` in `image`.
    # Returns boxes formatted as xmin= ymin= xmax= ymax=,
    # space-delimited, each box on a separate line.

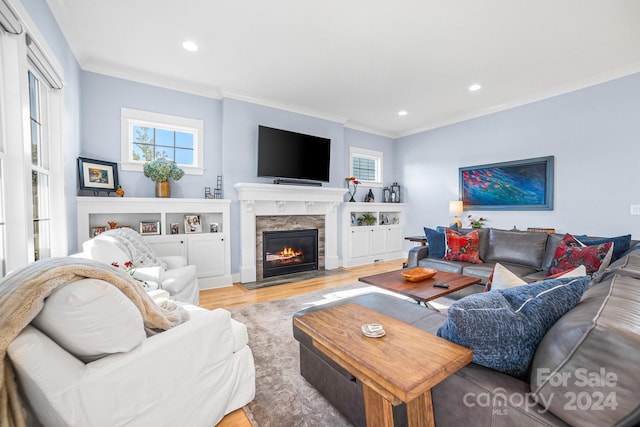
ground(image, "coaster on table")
xmin=361 ymin=323 xmax=386 ymax=338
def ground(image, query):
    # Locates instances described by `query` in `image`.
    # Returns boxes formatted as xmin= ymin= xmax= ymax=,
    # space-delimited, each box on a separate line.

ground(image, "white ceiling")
xmin=47 ymin=0 xmax=640 ymax=138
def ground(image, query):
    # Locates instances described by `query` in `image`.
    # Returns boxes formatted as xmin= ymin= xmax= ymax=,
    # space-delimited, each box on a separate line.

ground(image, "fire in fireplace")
xmin=262 ymin=229 xmax=318 ymax=278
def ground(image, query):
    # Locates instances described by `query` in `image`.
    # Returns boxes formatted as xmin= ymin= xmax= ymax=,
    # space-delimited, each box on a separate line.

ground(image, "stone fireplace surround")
xmin=235 ymin=183 xmax=347 ymax=283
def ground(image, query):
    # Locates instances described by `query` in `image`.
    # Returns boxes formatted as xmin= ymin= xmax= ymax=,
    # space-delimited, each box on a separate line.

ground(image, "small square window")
xmin=350 ymin=147 xmax=383 ymax=186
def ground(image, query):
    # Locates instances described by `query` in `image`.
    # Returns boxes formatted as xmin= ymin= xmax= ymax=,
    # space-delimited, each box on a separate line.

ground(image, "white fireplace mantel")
xmin=235 ymin=183 xmax=347 ymax=283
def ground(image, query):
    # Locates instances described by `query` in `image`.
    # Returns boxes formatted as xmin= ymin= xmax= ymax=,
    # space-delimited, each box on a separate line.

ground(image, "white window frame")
xmin=120 ymin=107 xmax=204 ymax=175
xmin=349 ymin=146 xmax=383 ymax=187
xmin=0 ymin=2 xmax=67 ymax=272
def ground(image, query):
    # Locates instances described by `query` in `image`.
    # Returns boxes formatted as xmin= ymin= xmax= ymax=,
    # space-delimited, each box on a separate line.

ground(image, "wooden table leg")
xmin=363 ymin=383 xmax=394 ymax=426
xmin=406 ymin=389 xmax=435 ymax=427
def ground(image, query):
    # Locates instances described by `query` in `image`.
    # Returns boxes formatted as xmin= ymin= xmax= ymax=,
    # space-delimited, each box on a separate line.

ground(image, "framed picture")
xmin=91 ymin=226 xmax=106 ymax=237
xmin=170 ymin=223 xmax=180 ymax=234
xmin=209 ymin=222 xmax=219 ymax=233
xmin=184 ymin=215 xmax=202 ymax=233
xmin=78 ymin=157 xmax=119 ymax=193
xmin=139 ymin=221 xmax=160 ymax=235
xmin=459 ymin=156 xmax=554 ymax=211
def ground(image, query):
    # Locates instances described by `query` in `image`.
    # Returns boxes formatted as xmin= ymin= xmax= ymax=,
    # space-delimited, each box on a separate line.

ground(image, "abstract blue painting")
xmin=460 ymin=156 xmax=554 ymax=210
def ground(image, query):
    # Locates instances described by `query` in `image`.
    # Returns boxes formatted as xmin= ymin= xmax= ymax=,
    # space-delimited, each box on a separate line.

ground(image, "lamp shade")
xmin=449 ymin=201 xmax=463 ymax=216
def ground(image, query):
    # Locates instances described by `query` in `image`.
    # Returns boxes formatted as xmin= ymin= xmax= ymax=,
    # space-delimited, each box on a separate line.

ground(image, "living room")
xmin=1 ymin=0 xmax=640 ymax=426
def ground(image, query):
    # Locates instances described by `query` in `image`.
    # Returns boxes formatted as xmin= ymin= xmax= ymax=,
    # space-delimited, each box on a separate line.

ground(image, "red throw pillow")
xmin=444 ymin=229 xmax=482 ymax=264
xmin=548 ymin=234 xmax=613 ymax=276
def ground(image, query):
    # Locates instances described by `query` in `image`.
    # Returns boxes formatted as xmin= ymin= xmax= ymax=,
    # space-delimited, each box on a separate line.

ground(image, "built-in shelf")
xmin=76 ymin=197 xmax=232 ymax=289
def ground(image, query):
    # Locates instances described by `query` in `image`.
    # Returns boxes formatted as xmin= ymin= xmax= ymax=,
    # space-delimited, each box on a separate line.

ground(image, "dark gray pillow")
xmin=437 ymin=276 xmax=590 ymax=378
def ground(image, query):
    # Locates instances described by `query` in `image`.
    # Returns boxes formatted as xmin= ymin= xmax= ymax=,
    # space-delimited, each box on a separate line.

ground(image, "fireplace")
xmin=262 ymin=229 xmax=318 ymax=278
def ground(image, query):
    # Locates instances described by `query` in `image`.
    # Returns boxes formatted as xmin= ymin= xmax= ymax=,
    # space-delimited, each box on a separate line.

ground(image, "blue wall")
xmin=80 ymin=72 xmax=223 ymax=199
xmin=396 ymin=72 xmax=640 ymax=251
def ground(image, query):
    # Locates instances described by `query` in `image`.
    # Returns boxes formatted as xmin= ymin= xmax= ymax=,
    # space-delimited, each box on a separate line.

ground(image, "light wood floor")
xmin=202 ymin=259 xmax=404 ymax=427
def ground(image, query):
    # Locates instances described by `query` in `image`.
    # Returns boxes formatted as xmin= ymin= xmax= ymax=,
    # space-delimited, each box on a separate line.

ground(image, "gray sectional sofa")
xmin=293 ymin=234 xmax=640 ymax=427
xmin=407 ymin=228 xmax=636 ymax=285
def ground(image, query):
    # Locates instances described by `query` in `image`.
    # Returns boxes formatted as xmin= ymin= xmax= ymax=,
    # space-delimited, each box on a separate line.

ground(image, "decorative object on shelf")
xmin=115 ymin=185 xmax=125 ymax=197
xmin=184 ymin=215 xmax=202 ymax=233
xmin=170 ymin=223 xmax=179 ymax=234
xmin=344 ymin=177 xmax=360 ymax=202
xmin=468 ymin=215 xmax=487 ymax=229
xmin=365 ymin=189 xmax=375 ymax=203
xmin=107 ymin=221 xmax=117 ymax=230
xmin=139 ymin=221 xmax=160 ymax=235
xmin=360 ymin=213 xmax=377 ymax=226
xmin=143 ymin=158 xmax=185 ymax=198
xmin=390 ymin=182 xmax=401 ymax=203
xmin=459 ymin=156 xmax=554 ymax=211
xmin=449 ymin=200 xmax=464 ymax=229
xmin=383 ymin=187 xmax=391 ymax=203
xmin=204 ymin=187 xmax=213 ymax=199
xmin=209 ymin=222 xmax=219 ymax=233
xmin=351 ymin=213 xmax=357 ymax=226
xmin=77 ymin=157 xmax=119 ymax=196
xmin=214 ymin=175 xmax=223 ymax=199
xmin=91 ymin=226 xmax=106 ymax=237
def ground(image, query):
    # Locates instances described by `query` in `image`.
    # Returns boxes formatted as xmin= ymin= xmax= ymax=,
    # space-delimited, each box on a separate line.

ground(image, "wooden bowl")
xmin=401 ymin=267 xmax=437 ymax=282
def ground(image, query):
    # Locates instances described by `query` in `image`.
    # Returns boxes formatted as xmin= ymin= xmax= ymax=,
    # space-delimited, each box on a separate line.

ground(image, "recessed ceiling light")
xmin=468 ymin=83 xmax=482 ymax=92
xmin=398 ymin=110 xmax=408 ymax=116
xmin=182 ymin=41 xmax=199 ymax=52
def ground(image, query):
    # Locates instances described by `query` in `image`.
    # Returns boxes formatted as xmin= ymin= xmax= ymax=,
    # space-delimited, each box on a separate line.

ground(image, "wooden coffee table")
xmin=294 ymin=303 xmax=473 ymax=427
xmin=359 ymin=269 xmax=481 ymax=305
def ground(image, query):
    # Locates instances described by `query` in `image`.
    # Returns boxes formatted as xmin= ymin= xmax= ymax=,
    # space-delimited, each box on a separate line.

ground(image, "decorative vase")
xmin=348 ymin=184 xmax=357 ymax=202
xmin=155 ymin=181 xmax=170 ymax=198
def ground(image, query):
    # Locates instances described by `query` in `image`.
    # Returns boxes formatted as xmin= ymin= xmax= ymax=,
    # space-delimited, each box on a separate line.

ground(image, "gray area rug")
xmin=229 ymin=284 xmax=454 ymax=426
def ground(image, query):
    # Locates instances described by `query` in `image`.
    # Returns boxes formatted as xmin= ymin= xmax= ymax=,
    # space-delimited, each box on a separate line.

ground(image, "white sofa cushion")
xmin=32 ymin=278 xmax=146 ymax=363
xmin=230 ymin=318 xmax=249 ymax=352
xmin=82 ymin=237 xmax=130 ymax=266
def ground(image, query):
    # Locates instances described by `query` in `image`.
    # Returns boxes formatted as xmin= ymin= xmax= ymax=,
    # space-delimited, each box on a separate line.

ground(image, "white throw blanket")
xmin=0 ymin=257 xmax=190 ymax=427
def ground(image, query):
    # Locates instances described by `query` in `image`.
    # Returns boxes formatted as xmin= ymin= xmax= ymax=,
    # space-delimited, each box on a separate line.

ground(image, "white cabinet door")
xmin=370 ymin=228 xmax=387 ymax=255
xmin=187 ymin=233 xmax=225 ymax=277
xmin=385 ymin=227 xmax=403 ymax=253
xmin=349 ymin=228 xmax=371 ymax=259
xmin=145 ymin=235 xmax=187 ymax=258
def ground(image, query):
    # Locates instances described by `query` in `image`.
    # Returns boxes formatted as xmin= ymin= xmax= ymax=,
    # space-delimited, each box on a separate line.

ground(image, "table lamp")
xmin=449 ymin=201 xmax=463 ymax=229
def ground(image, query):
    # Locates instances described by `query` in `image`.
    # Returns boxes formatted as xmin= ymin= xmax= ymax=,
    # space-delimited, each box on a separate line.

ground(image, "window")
xmin=349 ymin=147 xmax=383 ymax=186
xmin=28 ymin=69 xmax=51 ymax=261
xmin=0 ymin=7 xmax=67 ymax=273
xmin=121 ymin=107 xmax=204 ymax=175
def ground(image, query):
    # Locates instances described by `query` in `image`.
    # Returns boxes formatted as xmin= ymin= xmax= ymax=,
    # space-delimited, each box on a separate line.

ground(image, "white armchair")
xmin=81 ymin=228 xmax=200 ymax=304
xmin=7 ymin=278 xmax=255 ymax=427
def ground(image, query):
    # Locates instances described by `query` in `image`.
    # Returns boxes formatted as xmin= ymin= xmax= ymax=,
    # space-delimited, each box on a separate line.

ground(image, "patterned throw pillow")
xmin=437 ymin=276 xmax=590 ymax=378
xmin=574 ymin=234 xmax=631 ymax=262
xmin=443 ymin=229 xmax=482 ymax=264
xmin=548 ymin=234 xmax=613 ymax=276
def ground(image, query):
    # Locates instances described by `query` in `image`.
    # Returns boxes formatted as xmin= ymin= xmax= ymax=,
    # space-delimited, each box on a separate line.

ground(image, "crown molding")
xmin=222 ymin=91 xmax=349 ymax=125
xmin=397 ymin=63 xmax=640 ymax=139
xmin=82 ymin=60 xmax=223 ymax=99
xmin=343 ymin=121 xmax=397 ymax=139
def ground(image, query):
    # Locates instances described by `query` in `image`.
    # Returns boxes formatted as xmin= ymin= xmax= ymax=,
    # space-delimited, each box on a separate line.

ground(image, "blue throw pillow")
xmin=424 ymin=227 xmax=446 ymax=258
xmin=437 ymin=276 xmax=590 ymax=378
xmin=575 ymin=234 xmax=631 ymax=262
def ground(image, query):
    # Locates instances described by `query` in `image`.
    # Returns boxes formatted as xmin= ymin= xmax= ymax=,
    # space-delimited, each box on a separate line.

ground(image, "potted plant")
xmin=360 ymin=213 xmax=377 ymax=226
xmin=143 ymin=158 xmax=185 ymax=198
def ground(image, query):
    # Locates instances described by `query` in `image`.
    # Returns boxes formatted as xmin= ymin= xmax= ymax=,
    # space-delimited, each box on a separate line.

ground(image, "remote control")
xmin=433 ymin=283 xmax=449 ymax=288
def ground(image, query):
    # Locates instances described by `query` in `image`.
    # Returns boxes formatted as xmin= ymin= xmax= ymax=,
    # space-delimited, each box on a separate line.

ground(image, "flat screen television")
xmin=257 ymin=125 xmax=331 ymax=184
